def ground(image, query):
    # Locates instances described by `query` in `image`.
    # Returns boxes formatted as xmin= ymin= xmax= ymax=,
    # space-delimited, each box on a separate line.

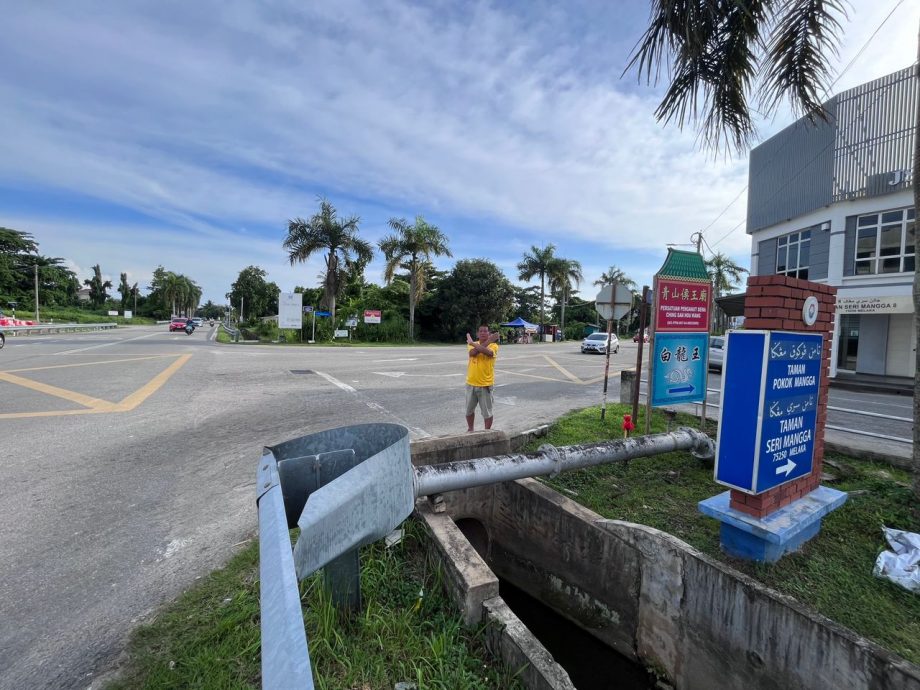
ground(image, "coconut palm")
xmin=83 ymin=264 xmax=112 ymax=309
xmin=517 ymin=244 xmax=558 ymax=335
xmin=593 ymin=266 xmax=636 ymax=291
xmin=548 ymin=258 xmax=583 ymax=336
xmin=706 ymin=252 xmax=748 ymax=334
xmin=284 ymin=199 xmax=373 ymax=324
xmin=379 ymin=216 xmax=452 ymax=341
xmin=626 ymin=0 xmax=847 ymax=152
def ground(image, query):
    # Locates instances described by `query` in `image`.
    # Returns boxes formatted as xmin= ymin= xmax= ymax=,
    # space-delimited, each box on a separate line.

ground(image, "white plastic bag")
xmin=873 ymin=527 xmax=920 ymax=594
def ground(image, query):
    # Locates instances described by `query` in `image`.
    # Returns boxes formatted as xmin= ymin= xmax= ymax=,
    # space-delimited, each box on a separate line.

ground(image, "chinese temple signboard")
xmin=655 ymin=278 xmax=711 ymax=332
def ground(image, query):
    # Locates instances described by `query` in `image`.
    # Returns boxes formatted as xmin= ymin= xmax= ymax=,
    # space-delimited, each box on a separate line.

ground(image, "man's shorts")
xmin=465 ymin=384 xmax=494 ymax=418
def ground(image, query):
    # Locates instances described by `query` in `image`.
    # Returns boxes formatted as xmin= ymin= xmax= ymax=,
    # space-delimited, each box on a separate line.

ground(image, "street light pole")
xmin=34 ymin=264 xmax=39 ymax=322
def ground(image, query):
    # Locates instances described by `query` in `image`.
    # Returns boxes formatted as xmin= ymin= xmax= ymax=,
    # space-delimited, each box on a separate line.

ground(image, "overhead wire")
xmin=697 ymin=0 xmax=908 ymax=253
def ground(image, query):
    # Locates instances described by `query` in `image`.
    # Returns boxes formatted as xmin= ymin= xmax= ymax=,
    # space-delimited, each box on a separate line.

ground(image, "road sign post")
xmin=715 ymin=331 xmax=823 ymax=493
xmin=596 ymin=282 xmax=634 ymax=421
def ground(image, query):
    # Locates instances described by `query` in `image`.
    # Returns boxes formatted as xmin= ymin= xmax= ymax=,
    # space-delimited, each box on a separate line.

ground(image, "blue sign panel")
xmin=651 ymin=331 xmax=709 ymax=407
xmin=715 ymin=331 xmax=823 ymax=494
xmin=314 ymin=310 xmax=331 ymax=317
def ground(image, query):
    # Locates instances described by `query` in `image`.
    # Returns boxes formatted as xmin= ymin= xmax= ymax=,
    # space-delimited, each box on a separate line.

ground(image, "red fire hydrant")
xmin=622 ymin=414 xmax=635 ymax=438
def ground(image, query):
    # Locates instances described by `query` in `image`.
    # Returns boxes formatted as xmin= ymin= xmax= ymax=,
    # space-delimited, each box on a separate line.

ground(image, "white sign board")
xmin=278 ymin=292 xmax=304 ymax=329
xmin=595 ymin=283 xmax=634 ymax=321
xmin=835 ymin=295 xmax=912 ymax=314
xmin=124 ymin=310 xmax=132 ymax=319
xmin=334 ymin=329 xmax=349 ymax=338
xmin=108 ymin=310 xmax=118 ymax=316
xmin=364 ymin=309 xmax=382 ymax=324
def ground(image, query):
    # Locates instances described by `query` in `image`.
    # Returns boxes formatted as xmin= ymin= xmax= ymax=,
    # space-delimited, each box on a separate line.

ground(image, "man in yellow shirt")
xmin=466 ymin=325 xmax=499 ymax=431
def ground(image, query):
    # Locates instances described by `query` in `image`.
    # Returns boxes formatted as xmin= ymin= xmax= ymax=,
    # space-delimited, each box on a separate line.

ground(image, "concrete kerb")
xmin=411 ymin=429 xmax=574 ymax=688
xmin=410 ymin=428 xmax=920 ymax=690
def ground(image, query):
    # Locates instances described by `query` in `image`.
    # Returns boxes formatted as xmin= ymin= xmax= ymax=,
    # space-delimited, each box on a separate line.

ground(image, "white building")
xmin=747 ymin=67 xmax=916 ymax=379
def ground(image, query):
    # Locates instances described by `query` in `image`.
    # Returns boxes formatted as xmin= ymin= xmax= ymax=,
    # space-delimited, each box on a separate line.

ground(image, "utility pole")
xmin=241 ymin=296 xmax=244 ymax=324
xmin=34 ymin=264 xmax=39 ymax=322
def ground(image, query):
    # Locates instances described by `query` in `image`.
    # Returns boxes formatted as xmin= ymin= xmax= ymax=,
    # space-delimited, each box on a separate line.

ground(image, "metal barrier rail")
xmin=219 ymin=323 xmax=240 ymax=342
xmin=257 ymin=423 xmax=714 ymax=688
xmin=0 ymin=322 xmax=118 ymax=336
xmin=637 ymin=379 xmax=914 ymax=445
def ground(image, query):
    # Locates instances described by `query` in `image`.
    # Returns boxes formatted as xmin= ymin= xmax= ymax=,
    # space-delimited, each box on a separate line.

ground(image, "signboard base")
xmin=698 ymin=487 xmax=847 ymax=562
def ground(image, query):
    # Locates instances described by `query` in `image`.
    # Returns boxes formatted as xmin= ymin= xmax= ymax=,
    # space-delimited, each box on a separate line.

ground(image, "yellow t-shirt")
xmin=466 ymin=343 xmax=499 ymax=386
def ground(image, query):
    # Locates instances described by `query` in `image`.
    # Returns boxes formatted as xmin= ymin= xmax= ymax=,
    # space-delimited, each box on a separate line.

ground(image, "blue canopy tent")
xmin=500 ymin=317 xmax=538 ymax=329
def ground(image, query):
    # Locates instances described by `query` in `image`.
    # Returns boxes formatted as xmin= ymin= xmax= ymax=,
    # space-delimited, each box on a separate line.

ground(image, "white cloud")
xmin=0 ymin=0 xmax=913 ymax=299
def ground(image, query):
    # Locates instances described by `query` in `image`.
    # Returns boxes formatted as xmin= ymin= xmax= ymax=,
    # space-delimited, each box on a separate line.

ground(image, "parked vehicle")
xmin=632 ymin=330 xmax=649 ymax=343
xmin=169 ymin=318 xmax=189 ymax=332
xmin=709 ymin=336 xmax=725 ymax=371
xmin=0 ymin=331 xmax=5 ymax=349
xmin=581 ymin=332 xmax=619 ymax=354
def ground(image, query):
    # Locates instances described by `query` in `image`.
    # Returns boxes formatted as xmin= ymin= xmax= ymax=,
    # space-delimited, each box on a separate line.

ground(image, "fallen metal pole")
xmin=413 ymin=427 xmax=713 ymax=497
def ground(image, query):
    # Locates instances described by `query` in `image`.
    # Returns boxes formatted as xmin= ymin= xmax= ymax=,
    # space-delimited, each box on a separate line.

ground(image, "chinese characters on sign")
xmin=654 ymin=278 xmax=710 ymax=332
xmin=651 ymin=332 xmax=709 ymax=407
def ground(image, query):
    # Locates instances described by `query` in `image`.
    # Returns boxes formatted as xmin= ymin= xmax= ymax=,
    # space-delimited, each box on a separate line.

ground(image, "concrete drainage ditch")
xmin=412 ymin=430 xmax=920 ymax=690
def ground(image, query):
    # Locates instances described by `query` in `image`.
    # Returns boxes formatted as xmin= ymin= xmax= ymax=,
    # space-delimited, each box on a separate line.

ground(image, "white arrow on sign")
xmin=775 ymin=458 xmax=797 ymax=476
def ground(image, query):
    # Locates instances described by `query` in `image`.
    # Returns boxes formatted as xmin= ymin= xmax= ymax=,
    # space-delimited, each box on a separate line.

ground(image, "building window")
xmin=776 ymin=229 xmax=811 ymax=279
xmin=854 ymin=207 xmax=916 ymax=275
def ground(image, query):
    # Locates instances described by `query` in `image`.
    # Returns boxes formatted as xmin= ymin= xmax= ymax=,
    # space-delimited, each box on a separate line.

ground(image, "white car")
xmin=709 ymin=336 xmax=725 ymax=370
xmin=581 ymin=332 xmax=619 ymax=354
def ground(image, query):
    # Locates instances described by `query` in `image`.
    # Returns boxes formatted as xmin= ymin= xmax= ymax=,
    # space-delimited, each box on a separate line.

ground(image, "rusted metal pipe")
xmin=413 ymin=427 xmax=714 ymax=497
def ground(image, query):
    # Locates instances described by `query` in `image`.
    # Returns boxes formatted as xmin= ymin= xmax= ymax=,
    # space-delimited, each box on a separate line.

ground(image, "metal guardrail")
xmin=636 ymin=379 xmax=914 ymax=445
xmin=219 ymin=323 xmax=240 ymax=342
xmin=0 ymin=322 xmax=118 ymax=336
xmin=257 ymin=423 xmax=714 ymax=688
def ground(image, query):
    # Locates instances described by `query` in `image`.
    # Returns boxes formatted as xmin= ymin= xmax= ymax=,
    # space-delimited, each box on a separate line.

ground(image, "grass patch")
xmin=215 ymin=328 xmax=235 ymax=344
xmin=526 ymin=403 xmax=920 ymax=665
xmin=108 ymin=521 xmax=524 ymax=689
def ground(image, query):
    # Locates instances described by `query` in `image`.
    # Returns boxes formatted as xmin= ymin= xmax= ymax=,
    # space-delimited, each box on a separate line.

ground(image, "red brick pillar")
xmin=728 ymin=275 xmax=837 ymax=519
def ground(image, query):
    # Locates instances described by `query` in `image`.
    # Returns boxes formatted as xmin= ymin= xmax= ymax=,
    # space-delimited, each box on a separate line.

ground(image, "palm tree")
xmin=83 ymin=264 xmax=112 ymax=309
xmin=118 ymin=273 xmax=131 ymax=311
xmin=706 ymin=252 xmax=748 ymax=334
xmin=379 ymin=216 xmax=452 ymax=341
xmin=284 ymin=199 xmax=373 ymax=324
xmin=593 ymin=266 xmax=636 ymax=291
xmin=548 ymin=258 xmax=583 ymax=336
xmin=517 ymin=244 xmax=558 ymax=336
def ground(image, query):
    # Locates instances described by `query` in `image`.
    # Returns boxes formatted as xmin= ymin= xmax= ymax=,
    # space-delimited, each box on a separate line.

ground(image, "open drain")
xmin=290 ymin=370 xmax=316 ymax=375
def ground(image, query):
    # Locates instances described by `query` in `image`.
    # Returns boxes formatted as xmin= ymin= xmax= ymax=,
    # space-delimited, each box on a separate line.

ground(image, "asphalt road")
xmin=0 ymin=326 xmax=638 ymax=690
xmin=0 ymin=326 xmax=910 ymax=689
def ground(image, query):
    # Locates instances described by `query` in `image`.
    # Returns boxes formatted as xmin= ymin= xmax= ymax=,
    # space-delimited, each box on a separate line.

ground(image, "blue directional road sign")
xmin=651 ymin=331 xmax=708 ymax=407
xmin=314 ymin=310 xmax=331 ymax=317
xmin=715 ymin=330 xmax=823 ymax=494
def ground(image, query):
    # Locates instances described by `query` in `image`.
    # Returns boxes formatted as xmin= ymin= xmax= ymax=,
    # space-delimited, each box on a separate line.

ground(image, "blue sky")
xmin=1 ymin=1 xmax=917 ymax=306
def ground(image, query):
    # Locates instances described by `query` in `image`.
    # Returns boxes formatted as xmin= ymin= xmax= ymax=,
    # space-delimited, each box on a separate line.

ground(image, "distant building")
xmin=76 ymin=287 xmax=91 ymax=303
xmin=747 ymin=66 xmax=916 ymax=379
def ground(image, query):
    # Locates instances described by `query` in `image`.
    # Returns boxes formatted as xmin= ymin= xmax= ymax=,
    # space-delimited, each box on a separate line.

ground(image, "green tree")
xmin=83 ymin=264 xmax=112 ymax=309
xmin=517 ymin=244 xmax=558 ymax=334
xmin=593 ymin=266 xmax=636 ymax=290
xmin=283 ymin=198 xmax=373 ymax=324
xmin=706 ymin=252 xmax=748 ymax=334
xmin=379 ymin=215 xmax=452 ymax=341
xmin=548 ymin=258 xmax=583 ymax=336
xmin=431 ymin=259 xmax=515 ymax=340
xmin=229 ymin=266 xmax=279 ymax=322
xmin=118 ymin=272 xmax=131 ymax=311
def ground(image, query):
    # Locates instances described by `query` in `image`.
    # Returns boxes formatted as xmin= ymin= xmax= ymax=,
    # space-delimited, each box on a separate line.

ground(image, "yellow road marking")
xmin=0 ymin=354 xmax=191 ymax=418
xmin=542 ymin=355 xmax=584 ymax=384
xmin=6 ymin=355 xmax=175 ymax=374
xmin=113 ymin=354 xmax=191 ymax=411
xmin=0 ymin=371 xmax=116 ymax=411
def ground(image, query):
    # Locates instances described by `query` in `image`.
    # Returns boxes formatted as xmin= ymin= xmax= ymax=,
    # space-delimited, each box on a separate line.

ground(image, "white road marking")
xmin=315 ymin=371 xmax=357 ymax=393
xmin=314 ymin=370 xmax=429 ymax=438
xmin=372 ymin=357 xmax=419 ymax=362
xmin=56 ymin=332 xmax=161 ymax=355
